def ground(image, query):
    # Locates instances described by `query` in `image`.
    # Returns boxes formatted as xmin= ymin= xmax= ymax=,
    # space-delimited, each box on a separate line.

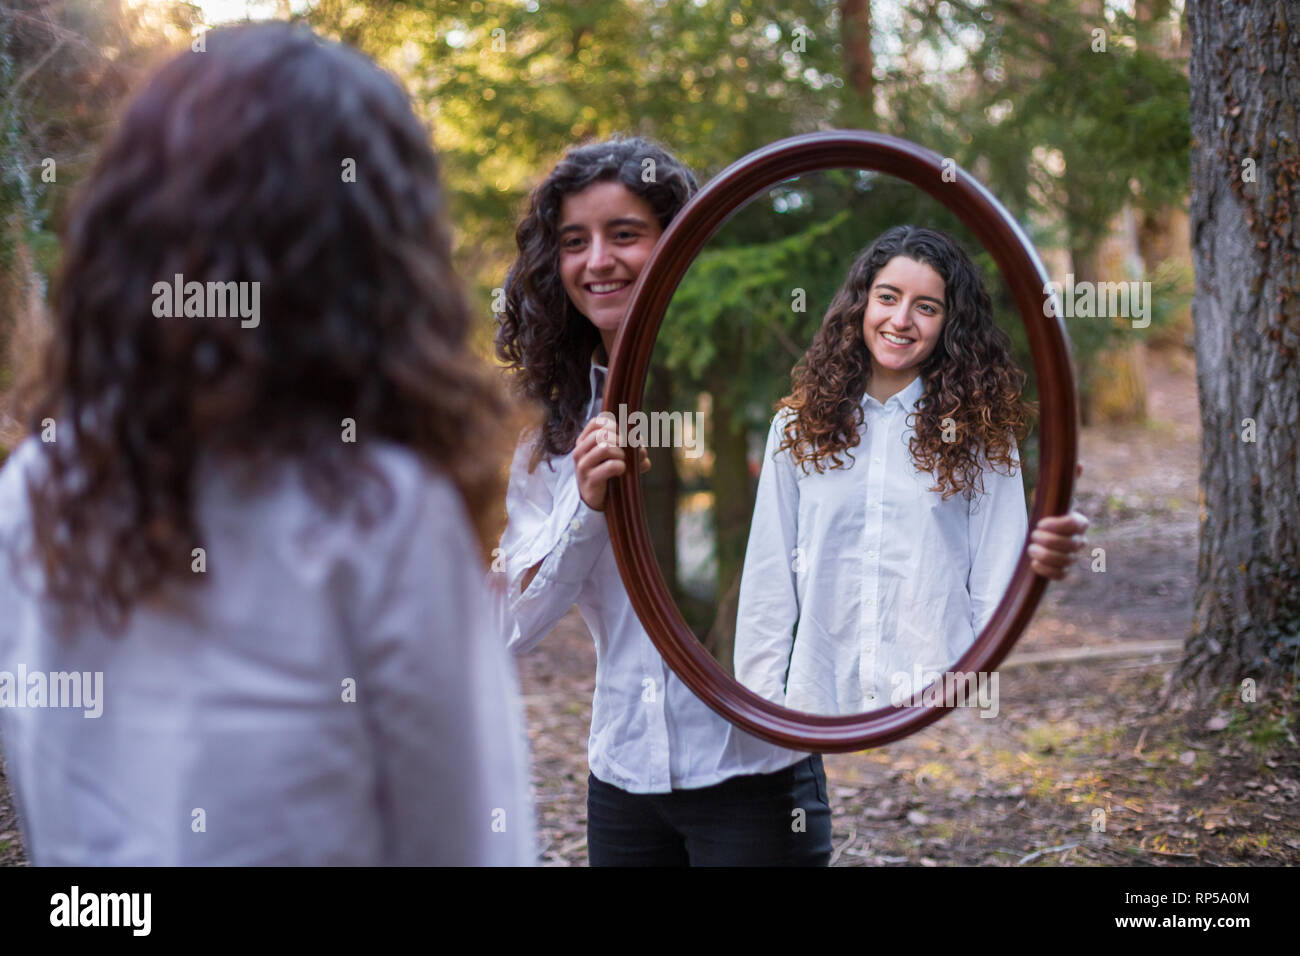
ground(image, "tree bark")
xmin=1091 ymin=207 xmax=1149 ymax=423
xmin=1178 ymin=0 xmax=1300 ymax=695
xmin=1065 ymin=243 xmax=1102 ymax=425
xmin=839 ymin=0 xmax=874 ymax=129
xmin=702 ymin=366 xmax=755 ymax=671
xmin=642 ymin=363 xmax=679 ymax=603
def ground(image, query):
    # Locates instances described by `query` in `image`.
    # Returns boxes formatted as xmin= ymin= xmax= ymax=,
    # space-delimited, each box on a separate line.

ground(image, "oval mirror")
xmin=604 ymin=131 xmax=1077 ymax=752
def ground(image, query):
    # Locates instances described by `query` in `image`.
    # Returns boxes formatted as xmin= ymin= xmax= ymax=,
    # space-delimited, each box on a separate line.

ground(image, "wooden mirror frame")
xmin=604 ymin=130 xmax=1077 ymax=752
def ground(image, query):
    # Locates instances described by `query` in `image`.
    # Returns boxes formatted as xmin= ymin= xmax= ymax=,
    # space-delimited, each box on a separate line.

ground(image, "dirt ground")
xmin=1 ymin=344 xmax=1296 ymax=867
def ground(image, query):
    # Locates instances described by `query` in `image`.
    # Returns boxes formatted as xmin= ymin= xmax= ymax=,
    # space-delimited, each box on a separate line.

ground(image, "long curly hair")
xmin=18 ymin=23 xmax=512 ymax=634
xmin=778 ymin=225 xmax=1034 ymax=499
xmin=495 ymin=136 xmax=697 ymax=466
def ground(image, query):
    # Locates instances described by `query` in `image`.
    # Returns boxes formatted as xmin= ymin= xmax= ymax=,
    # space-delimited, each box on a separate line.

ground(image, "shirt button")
xmin=865 ymin=598 xmax=874 ymax=606
xmin=561 ymin=533 xmax=571 ymax=545
xmin=873 ymin=457 xmax=881 ymax=464
xmin=569 ymin=518 xmax=582 ymax=531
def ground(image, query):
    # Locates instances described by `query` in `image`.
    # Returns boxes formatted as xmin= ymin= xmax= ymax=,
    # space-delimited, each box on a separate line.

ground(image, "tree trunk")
xmin=1177 ymin=0 xmax=1300 ymax=695
xmin=1091 ymin=207 xmax=1149 ymax=423
xmin=1065 ymin=244 xmax=1102 ymax=425
xmin=1137 ymin=204 xmax=1194 ymax=348
xmin=1135 ymin=0 xmax=1193 ymax=351
xmin=703 ymin=366 xmax=755 ymax=670
xmin=641 ymin=363 xmax=679 ymax=603
xmin=839 ymin=0 xmax=874 ymax=129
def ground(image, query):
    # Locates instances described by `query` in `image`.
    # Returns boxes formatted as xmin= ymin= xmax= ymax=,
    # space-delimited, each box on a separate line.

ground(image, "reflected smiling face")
xmin=558 ymin=180 xmax=664 ymax=353
xmin=862 ymin=255 xmax=947 ymax=391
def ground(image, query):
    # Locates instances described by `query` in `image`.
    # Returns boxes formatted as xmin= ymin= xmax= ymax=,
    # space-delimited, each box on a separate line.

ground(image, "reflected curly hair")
xmin=20 ymin=23 xmax=512 ymax=634
xmin=496 ymin=136 xmax=697 ymax=466
xmin=778 ymin=225 xmax=1034 ymax=499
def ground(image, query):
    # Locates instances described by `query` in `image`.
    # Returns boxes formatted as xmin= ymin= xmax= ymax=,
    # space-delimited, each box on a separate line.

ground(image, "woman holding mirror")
xmin=495 ymin=137 xmax=833 ymax=866
xmin=495 ymin=137 xmax=1088 ymax=867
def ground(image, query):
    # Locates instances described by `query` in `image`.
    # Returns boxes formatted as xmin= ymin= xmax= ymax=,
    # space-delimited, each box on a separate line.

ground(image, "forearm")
xmin=503 ymin=496 xmax=607 ymax=655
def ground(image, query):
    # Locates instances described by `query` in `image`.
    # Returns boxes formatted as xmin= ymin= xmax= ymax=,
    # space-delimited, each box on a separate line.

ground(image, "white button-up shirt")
xmin=0 ymin=437 xmax=535 ymax=865
xmin=734 ymin=375 xmax=1028 ymax=715
xmin=498 ymin=356 xmax=806 ymax=794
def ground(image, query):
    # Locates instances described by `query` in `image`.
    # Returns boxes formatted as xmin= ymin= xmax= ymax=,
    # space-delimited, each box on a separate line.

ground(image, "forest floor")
xmin=1 ymin=343 xmax=1296 ymax=867
xmin=517 ymin=343 xmax=1300 ymax=867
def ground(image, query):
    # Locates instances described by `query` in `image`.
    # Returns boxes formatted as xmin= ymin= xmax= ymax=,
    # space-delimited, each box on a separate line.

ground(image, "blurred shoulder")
xmin=765 ymin=405 xmax=800 ymax=458
xmin=0 ymin=439 xmax=49 ymax=641
xmin=771 ymin=405 xmax=798 ymax=432
xmin=0 ymin=438 xmax=48 ymax=533
xmin=360 ymin=440 xmax=473 ymax=541
xmin=0 ymin=435 xmax=46 ymax=482
xmin=250 ymin=439 xmax=480 ymax=580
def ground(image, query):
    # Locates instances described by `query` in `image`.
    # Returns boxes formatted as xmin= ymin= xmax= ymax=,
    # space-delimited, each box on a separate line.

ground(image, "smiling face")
xmin=558 ymin=180 xmax=663 ymax=354
xmin=861 ymin=255 xmax=947 ymax=394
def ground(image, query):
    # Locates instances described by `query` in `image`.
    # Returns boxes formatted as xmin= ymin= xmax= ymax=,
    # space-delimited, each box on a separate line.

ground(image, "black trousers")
xmin=586 ymin=755 xmax=832 ymax=866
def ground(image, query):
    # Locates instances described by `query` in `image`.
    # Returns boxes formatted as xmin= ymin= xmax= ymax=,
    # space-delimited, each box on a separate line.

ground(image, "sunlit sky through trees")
xmin=180 ymin=1 xmax=1179 ymax=82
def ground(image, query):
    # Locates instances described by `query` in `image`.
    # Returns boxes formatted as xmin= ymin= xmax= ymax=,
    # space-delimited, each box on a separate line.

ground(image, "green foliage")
xmin=661 ymin=210 xmax=849 ymax=398
xmin=907 ymin=0 xmax=1190 ymax=258
xmin=295 ymin=1 xmax=1192 ymax=424
xmin=300 ymin=0 xmax=866 ymax=313
xmin=2 ymin=0 xmax=1191 ymax=354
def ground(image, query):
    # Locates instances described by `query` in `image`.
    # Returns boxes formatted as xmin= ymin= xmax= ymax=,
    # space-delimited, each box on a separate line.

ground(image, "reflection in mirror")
xmin=635 ymin=169 xmax=1042 ymax=717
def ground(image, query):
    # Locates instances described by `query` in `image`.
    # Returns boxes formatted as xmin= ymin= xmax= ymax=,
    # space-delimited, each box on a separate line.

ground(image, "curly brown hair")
xmin=777 ymin=225 xmax=1034 ymax=499
xmin=16 ymin=23 xmax=512 ymax=634
xmin=495 ymin=136 xmax=697 ymax=467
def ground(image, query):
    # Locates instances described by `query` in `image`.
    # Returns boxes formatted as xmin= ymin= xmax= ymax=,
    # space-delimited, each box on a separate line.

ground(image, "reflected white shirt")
xmin=734 ymin=375 xmax=1028 ymax=715
xmin=0 ymin=437 xmax=535 ymax=865
xmin=497 ymin=356 xmax=806 ymax=794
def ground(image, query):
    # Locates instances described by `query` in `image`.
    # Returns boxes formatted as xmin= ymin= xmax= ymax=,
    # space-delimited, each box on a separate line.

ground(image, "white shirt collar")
xmin=862 ymin=373 xmax=925 ymax=412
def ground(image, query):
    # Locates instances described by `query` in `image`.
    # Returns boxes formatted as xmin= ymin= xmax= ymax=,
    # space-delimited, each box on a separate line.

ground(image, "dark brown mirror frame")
xmin=604 ymin=130 xmax=1078 ymax=752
